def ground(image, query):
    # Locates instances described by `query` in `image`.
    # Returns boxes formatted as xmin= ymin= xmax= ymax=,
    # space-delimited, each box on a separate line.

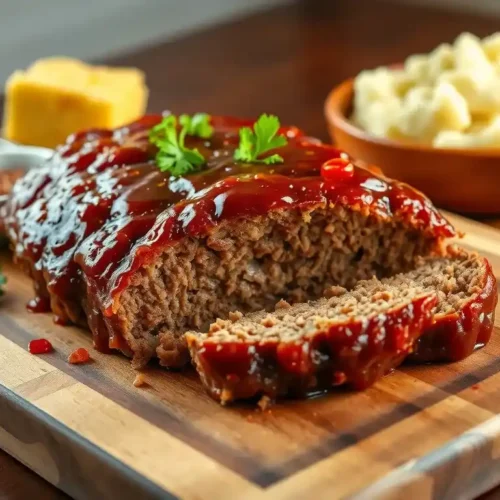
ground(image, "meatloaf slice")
xmin=187 ymin=247 xmax=497 ymax=404
xmin=408 ymin=247 xmax=497 ymax=362
xmin=1 ymin=115 xmax=455 ymax=369
xmin=186 ymin=282 xmax=437 ymax=404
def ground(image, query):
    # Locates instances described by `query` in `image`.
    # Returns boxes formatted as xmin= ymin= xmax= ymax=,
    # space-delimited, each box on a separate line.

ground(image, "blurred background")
xmin=1 ymin=0 xmax=500 ymax=85
xmin=0 ymin=0 xmax=286 ymax=84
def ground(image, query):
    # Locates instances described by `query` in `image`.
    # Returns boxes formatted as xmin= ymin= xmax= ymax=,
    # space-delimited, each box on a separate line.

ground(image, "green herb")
xmin=179 ymin=113 xmax=213 ymax=139
xmin=234 ymin=114 xmax=288 ymax=165
xmin=0 ymin=270 xmax=6 ymax=297
xmin=149 ymin=113 xmax=213 ymax=176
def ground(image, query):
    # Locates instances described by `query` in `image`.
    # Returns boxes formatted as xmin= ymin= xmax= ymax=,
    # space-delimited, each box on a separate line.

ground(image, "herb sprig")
xmin=149 ymin=113 xmax=213 ymax=177
xmin=0 ymin=269 xmax=6 ymax=297
xmin=234 ymin=114 xmax=288 ymax=165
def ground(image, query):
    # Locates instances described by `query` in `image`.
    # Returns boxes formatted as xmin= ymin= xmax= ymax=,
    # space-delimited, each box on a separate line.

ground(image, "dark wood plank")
xmin=0 ymin=448 xmax=68 ymax=500
xmin=106 ymin=0 xmax=500 ymax=142
xmin=2 ymin=0 xmax=500 ymax=497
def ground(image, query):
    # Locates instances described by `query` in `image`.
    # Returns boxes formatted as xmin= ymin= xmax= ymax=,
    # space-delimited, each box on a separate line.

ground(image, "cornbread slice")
xmin=3 ymin=57 xmax=148 ymax=148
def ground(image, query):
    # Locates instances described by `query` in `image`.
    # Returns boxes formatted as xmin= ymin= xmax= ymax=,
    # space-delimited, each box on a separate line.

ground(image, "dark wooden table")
xmin=2 ymin=0 xmax=500 ymax=497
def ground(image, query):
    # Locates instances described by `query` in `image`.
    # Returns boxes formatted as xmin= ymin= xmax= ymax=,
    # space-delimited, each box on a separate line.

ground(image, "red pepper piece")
xmin=28 ymin=338 xmax=53 ymax=354
xmin=321 ymin=157 xmax=354 ymax=180
xmin=68 ymin=347 xmax=90 ymax=364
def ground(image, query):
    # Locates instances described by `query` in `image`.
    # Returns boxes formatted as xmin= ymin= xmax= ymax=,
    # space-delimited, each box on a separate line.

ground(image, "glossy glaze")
xmin=2 ymin=115 xmax=455 ymax=352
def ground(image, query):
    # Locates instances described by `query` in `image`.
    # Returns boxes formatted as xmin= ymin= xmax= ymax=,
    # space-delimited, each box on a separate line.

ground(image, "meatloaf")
xmin=0 ymin=168 xmax=25 ymax=240
xmin=1 ymin=114 xmax=455 ymax=369
xmin=187 ymin=248 xmax=497 ymax=404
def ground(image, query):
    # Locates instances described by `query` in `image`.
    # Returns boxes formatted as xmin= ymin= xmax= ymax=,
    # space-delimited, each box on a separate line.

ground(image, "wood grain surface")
xmin=1 ymin=212 xmax=500 ymax=500
xmin=2 ymin=0 xmax=500 ymax=498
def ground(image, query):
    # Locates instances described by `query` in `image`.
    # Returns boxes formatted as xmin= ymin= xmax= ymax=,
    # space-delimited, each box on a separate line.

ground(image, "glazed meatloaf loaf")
xmin=187 ymin=248 xmax=497 ymax=403
xmin=1 ymin=114 xmax=457 ymax=369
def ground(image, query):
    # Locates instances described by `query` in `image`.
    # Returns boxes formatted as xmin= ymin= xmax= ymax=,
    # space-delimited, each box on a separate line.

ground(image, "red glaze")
xmin=1 ymin=114 xmax=455 ymax=354
xmin=68 ymin=347 xmax=90 ymax=364
xmin=27 ymin=296 xmax=51 ymax=313
xmin=188 ymin=294 xmax=438 ymax=404
xmin=28 ymin=338 xmax=53 ymax=354
xmin=410 ymin=256 xmax=498 ymax=362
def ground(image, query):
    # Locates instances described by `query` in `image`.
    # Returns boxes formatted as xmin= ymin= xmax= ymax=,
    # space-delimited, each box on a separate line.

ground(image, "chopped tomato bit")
xmin=321 ymin=157 xmax=354 ymax=180
xmin=28 ymin=338 xmax=53 ymax=354
xmin=68 ymin=347 xmax=90 ymax=364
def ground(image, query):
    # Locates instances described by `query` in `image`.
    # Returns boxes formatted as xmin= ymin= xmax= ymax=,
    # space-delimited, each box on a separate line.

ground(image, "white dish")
xmin=0 ymin=138 xmax=53 ymax=171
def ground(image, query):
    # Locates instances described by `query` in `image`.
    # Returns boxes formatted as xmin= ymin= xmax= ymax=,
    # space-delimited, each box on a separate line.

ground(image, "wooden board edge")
xmin=351 ymin=414 xmax=500 ymax=499
xmin=0 ymin=384 xmax=175 ymax=500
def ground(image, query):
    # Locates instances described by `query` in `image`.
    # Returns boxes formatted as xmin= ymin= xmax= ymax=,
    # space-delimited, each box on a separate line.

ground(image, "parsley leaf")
xmin=234 ymin=114 xmax=288 ymax=165
xmin=149 ymin=113 xmax=213 ymax=176
xmin=180 ymin=113 xmax=213 ymax=139
xmin=0 ymin=269 xmax=6 ymax=297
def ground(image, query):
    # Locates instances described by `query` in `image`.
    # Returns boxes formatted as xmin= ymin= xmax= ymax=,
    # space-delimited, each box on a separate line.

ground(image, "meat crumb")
xmin=260 ymin=314 xmax=277 ymax=327
xmin=257 ymin=395 xmax=273 ymax=411
xmin=133 ymin=373 xmax=147 ymax=388
xmin=324 ymin=285 xmax=347 ymax=298
xmin=209 ymin=323 xmax=222 ymax=333
xmin=295 ymin=316 xmax=306 ymax=327
xmin=372 ymin=291 xmax=392 ymax=302
xmin=220 ymin=389 xmax=233 ymax=405
xmin=275 ymin=299 xmax=291 ymax=310
xmin=228 ymin=311 xmax=243 ymax=322
xmin=301 ymin=211 xmax=312 ymax=223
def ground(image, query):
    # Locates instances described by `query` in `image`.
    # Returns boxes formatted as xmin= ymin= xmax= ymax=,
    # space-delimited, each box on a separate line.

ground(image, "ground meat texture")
xmin=187 ymin=247 xmax=497 ymax=404
xmin=405 ymin=247 xmax=498 ymax=362
xmin=186 ymin=283 xmax=438 ymax=404
xmin=1 ymin=115 xmax=455 ymax=370
xmin=117 ymin=206 xmax=440 ymax=368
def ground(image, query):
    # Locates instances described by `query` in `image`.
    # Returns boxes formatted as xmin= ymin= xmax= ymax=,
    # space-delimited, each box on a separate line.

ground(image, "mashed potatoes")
xmin=352 ymin=32 xmax=500 ymax=148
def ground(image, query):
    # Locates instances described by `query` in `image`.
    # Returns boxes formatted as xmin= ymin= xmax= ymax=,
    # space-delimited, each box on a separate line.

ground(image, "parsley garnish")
xmin=180 ymin=113 xmax=213 ymax=139
xmin=0 ymin=270 xmax=6 ymax=297
xmin=234 ymin=114 xmax=288 ymax=165
xmin=149 ymin=113 xmax=213 ymax=176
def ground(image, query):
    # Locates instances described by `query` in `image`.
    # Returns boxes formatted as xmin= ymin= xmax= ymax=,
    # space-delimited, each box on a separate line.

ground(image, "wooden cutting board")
xmin=1 ymin=211 xmax=500 ymax=500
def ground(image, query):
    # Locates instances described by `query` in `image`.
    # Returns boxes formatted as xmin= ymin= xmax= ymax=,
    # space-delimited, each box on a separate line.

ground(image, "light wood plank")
xmin=0 ymin=334 xmax=260 ymax=499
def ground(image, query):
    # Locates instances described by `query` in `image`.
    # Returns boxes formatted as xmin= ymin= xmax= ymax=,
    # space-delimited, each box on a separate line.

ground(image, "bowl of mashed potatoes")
xmin=325 ymin=32 xmax=500 ymax=213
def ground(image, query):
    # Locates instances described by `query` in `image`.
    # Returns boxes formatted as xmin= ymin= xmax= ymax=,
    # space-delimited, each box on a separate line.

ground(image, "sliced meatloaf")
xmin=187 ymin=287 xmax=438 ymax=404
xmin=1 ymin=115 xmax=455 ymax=369
xmin=409 ymin=247 xmax=497 ymax=362
xmin=187 ymin=248 xmax=497 ymax=404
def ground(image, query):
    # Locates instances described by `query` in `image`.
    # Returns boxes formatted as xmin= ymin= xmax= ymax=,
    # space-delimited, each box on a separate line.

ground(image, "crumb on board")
xmin=133 ymin=373 xmax=148 ymax=388
xmin=257 ymin=395 xmax=273 ymax=411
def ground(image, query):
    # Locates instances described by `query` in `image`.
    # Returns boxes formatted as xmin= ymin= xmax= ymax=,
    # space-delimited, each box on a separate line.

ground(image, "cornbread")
xmin=3 ymin=57 xmax=148 ymax=148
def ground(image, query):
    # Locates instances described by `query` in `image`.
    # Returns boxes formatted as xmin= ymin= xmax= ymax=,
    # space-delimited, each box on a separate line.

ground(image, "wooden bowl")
xmin=324 ymin=79 xmax=500 ymax=214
